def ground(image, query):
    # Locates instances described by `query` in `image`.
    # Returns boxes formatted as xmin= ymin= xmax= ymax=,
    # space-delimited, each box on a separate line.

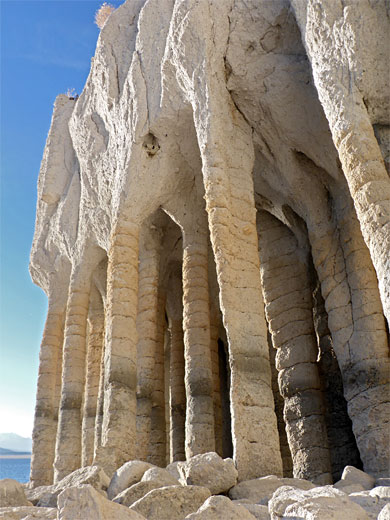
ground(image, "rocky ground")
xmin=0 ymin=452 xmax=389 ymax=519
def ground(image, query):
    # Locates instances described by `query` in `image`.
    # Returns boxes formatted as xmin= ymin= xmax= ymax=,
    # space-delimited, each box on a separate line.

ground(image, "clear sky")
xmin=0 ymin=0 xmax=123 ymax=438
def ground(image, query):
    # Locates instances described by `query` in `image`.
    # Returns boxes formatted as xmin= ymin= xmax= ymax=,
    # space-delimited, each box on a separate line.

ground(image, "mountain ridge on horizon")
xmin=0 ymin=432 xmax=32 ymax=452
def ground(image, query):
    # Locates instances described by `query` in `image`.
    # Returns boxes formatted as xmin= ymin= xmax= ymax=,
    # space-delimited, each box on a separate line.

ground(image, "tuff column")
xmin=98 ymin=221 xmax=139 ymax=474
xmin=54 ymin=270 xmax=91 ymax=482
xmin=258 ymin=211 xmax=332 ymax=484
xmin=81 ymin=285 xmax=104 ymax=467
xmin=30 ymin=294 xmax=66 ymax=486
xmin=182 ymin=228 xmax=215 ymax=457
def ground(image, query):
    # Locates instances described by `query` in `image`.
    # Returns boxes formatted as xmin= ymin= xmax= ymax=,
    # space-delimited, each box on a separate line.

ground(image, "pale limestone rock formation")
xmin=185 ymin=495 xmax=257 ymax=519
xmin=35 ymin=465 xmax=109 ymax=507
xmin=107 ymin=460 xmax=153 ymax=499
xmin=57 ymin=485 xmax=146 ymax=520
xmin=140 ymin=466 xmax=179 ymax=485
xmin=0 ymin=479 xmax=32 ymax=507
xmin=0 ymin=506 xmax=56 ymax=519
xmin=379 ymin=503 xmax=390 ymax=520
xmin=29 ymin=0 xmax=389 ymax=499
xmin=233 ymin=501 xmax=271 ymax=520
xmin=282 ymin=496 xmax=370 ymax=519
xmin=130 ymin=485 xmax=211 ymax=520
xmin=229 ymin=475 xmax=315 ymax=505
xmin=113 ymin=480 xmax=165 ymax=507
xmin=178 ymin=452 xmax=238 ymax=494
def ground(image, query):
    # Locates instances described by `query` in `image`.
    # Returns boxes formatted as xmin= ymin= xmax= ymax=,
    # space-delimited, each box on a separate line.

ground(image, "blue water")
xmin=0 ymin=458 xmax=31 ymax=483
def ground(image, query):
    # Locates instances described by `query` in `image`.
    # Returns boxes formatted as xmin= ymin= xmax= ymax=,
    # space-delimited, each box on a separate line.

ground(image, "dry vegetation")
xmin=95 ymin=2 xmax=115 ymax=29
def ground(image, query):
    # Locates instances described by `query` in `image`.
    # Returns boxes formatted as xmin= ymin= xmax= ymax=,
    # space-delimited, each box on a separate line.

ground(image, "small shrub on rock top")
xmin=95 ymin=2 xmax=115 ymax=29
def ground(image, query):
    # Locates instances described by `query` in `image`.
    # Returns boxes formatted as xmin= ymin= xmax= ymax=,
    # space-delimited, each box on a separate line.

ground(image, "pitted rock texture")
xmin=29 ymin=0 xmax=389 ymax=502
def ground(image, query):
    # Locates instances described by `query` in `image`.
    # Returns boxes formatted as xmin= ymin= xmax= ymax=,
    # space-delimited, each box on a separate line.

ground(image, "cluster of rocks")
xmin=1 ymin=453 xmax=389 ymax=519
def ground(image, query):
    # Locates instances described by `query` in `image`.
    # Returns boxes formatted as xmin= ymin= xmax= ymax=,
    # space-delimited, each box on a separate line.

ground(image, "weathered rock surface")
xmin=130 ymin=485 xmax=211 ymax=520
xmin=178 ymin=452 xmax=237 ymax=494
xmin=378 ymin=503 xmax=390 ymax=520
xmin=232 ymin=500 xmax=270 ymax=520
xmin=268 ymin=485 xmax=347 ymax=518
xmin=29 ymin=0 xmax=390 ymax=499
xmin=0 ymin=479 xmax=32 ymax=507
xmin=37 ymin=465 xmax=109 ymax=507
xmin=349 ymin=490 xmax=390 ymax=520
xmin=339 ymin=466 xmax=375 ymax=490
xmin=141 ymin=466 xmax=179 ymax=486
xmin=185 ymin=495 xmax=256 ymax=519
xmin=113 ymin=480 xmax=168 ymax=507
xmin=282 ymin=496 xmax=370 ymax=519
xmin=0 ymin=506 xmax=56 ymax=519
xmin=166 ymin=462 xmax=182 ymax=481
xmin=229 ymin=475 xmax=315 ymax=505
xmin=107 ymin=461 xmax=153 ymax=500
xmin=57 ymin=484 xmax=146 ymax=520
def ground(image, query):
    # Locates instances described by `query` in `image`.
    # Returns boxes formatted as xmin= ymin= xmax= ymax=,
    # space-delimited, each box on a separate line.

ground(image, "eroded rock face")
xmin=0 ymin=479 xmax=32 ymax=507
xmin=178 ymin=452 xmax=238 ymax=494
xmin=185 ymin=495 xmax=257 ymax=519
xmin=57 ymin=485 xmax=146 ymax=520
xmin=29 ymin=0 xmax=389 ymax=494
xmin=130 ymin=485 xmax=211 ymax=520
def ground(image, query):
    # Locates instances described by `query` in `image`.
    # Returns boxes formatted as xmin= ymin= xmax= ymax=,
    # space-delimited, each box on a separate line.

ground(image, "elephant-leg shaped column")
xmin=182 ymin=228 xmax=215 ymax=458
xmin=98 ymin=221 xmax=139 ymax=475
xmin=81 ymin=285 xmax=104 ymax=467
xmin=54 ymin=269 xmax=91 ymax=482
xmin=30 ymin=292 xmax=67 ymax=486
xmin=258 ymin=211 xmax=332 ymax=485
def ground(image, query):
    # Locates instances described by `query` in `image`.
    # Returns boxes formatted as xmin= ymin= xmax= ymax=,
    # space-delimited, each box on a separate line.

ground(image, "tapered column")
xmin=182 ymin=229 xmax=215 ymax=458
xmin=258 ymin=211 xmax=332 ymax=485
xmin=94 ymin=346 xmax=105 ymax=459
xmin=30 ymin=295 xmax=66 ymax=486
xmin=54 ymin=271 xmax=91 ymax=482
xmin=81 ymin=286 xmax=104 ymax=467
xmin=136 ymin=238 xmax=161 ymax=462
xmin=170 ymin=0 xmax=283 ymax=479
xmin=291 ymin=0 xmax=390 ymax=322
xmin=98 ymin=221 xmax=139 ymax=474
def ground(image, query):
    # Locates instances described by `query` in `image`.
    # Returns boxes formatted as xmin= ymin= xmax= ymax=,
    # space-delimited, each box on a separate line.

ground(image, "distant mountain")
xmin=0 ymin=433 xmax=32 ymax=453
xmin=0 ymin=446 xmax=31 ymax=455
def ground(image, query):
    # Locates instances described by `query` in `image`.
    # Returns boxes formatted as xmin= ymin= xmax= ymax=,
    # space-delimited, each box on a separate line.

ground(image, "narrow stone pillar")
xmin=30 ymin=295 xmax=66 ymax=486
xmin=94 ymin=345 xmax=105 ymax=459
xmin=168 ymin=317 xmax=186 ymax=461
xmin=98 ymin=221 xmax=139 ymax=474
xmin=81 ymin=286 xmax=104 ymax=467
xmin=182 ymin=228 xmax=215 ymax=458
xmin=258 ymin=211 xmax=332 ymax=485
xmin=149 ymin=290 xmax=167 ymax=466
xmin=54 ymin=271 xmax=91 ymax=482
xmin=210 ymin=309 xmax=223 ymax=457
xmin=136 ymin=237 xmax=161 ymax=462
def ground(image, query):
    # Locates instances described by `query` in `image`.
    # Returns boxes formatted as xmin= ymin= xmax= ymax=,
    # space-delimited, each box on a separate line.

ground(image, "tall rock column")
xmin=81 ymin=285 xmax=104 ymax=467
xmin=169 ymin=0 xmax=283 ymax=479
xmin=136 ymin=240 xmax=161 ymax=461
xmin=166 ymin=271 xmax=186 ymax=462
xmin=54 ymin=269 xmax=91 ymax=482
xmin=30 ymin=293 xmax=66 ymax=486
xmin=148 ymin=289 xmax=167 ymax=466
xmin=291 ymin=0 xmax=390 ymax=322
xmin=258 ymin=211 xmax=332 ymax=485
xmin=182 ymin=228 xmax=215 ymax=457
xmin=98 ymin=221 xmax=139 ymax=474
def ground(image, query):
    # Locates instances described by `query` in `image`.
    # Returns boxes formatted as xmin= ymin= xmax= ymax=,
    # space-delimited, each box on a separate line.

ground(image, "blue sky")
xmin=0 ymin=0 xmax=122 ymax=438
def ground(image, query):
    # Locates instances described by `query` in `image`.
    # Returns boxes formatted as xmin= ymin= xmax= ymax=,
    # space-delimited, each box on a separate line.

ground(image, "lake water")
xmin=0 ymin=458 xmax=31 ymax=483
